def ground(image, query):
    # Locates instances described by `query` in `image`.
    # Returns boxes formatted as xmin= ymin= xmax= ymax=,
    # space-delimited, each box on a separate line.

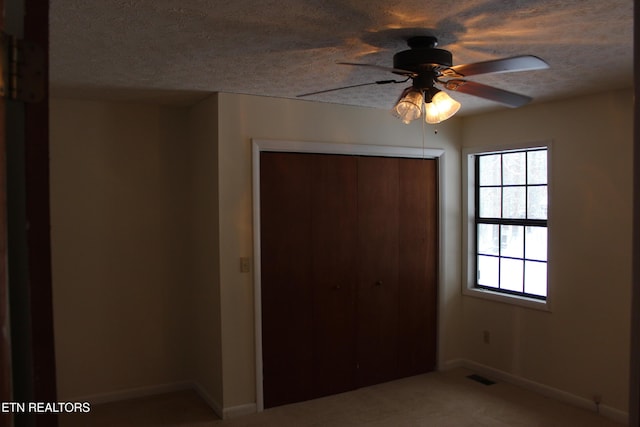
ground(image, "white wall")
xmin=215 ymin=93 xmax=464 ymax=408
xmin=50 ymin=89 xmax=632 ymax=418
xmin=461 ymin=89 xmax=633 ymax=413
xmin=49 ymin=94 xmax=463 ymax=412
xmin=50 ymin=99 xmax=193 ymax=399
xmin=186 ymin=95 xmax=224 ymax=408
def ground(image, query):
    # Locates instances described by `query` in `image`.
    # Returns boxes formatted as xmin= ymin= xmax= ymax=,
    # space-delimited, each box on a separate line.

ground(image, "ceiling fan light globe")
xmin=424 ymin=105 xmax=442 ymax=124
xmin=393 ymin=88 xmax=423 ymax=124
xmin=425 ymin=91 xmax=461 ymax=124
xmin=395 ymin=104 xmax=422 ymax=124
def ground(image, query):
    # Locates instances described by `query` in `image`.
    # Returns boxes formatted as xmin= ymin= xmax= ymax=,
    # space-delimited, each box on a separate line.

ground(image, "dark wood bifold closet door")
xmin=397 ymin=158 xmax=438 ymax=377
xmin=260 ymin=152 xmax=358 ymax=408
xmin=356 ymin=157 xmax=400 ymax=387
xmin=310 ymin=154 xmax=358 ymax=398
xmin=260 ymin=152 xmax=315 ymax=408
xmin=260 ymin=151 xmax=438 ymax=408
xmin=355 ymin=157 xmax=438 ymax=385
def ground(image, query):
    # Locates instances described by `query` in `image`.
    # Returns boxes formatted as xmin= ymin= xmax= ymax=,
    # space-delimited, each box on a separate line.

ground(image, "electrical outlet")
xmin=483 ymin=330 xmax=490 ymax=344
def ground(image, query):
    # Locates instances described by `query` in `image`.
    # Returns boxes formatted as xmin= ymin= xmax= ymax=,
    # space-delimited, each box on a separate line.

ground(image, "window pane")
xmin=527 ymin=150 xmax=547 ymax=185
xmin=503 ymin=186 xmax=526 ymax=218
xmin=502 ymin=152 xmax=526 ymax=185
xmin=500 ymin=258 xmax=523 ymax=292
xmin=479 ymin=187 xmax=501 ymax=218
xmin=527 ymin=186 xmax=547 ymax=219
xmin=473 ymin=147 xmax=548 ymax=301
xmin=524 ymin=261 xmax=547 ymax=297
xmin=478 ymin=255 xmax=499 ymax=288
xmin=479 ymin=154 xmax=501 ymax=186
xmin=478 ymin=224 xmax=499 ymax=255
xmin=525 ymin=226 xmax=547 ymax=261
xmin=501 ymin=225 xmax=524 ymax=258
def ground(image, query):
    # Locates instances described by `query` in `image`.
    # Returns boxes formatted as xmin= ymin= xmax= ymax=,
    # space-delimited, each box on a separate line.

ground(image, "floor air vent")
xmin=467 ymin=374 xmax=496 ymax=385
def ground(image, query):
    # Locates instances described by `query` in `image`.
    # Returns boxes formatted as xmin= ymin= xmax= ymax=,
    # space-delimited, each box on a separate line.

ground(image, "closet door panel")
xmin=397 ymin=158 xmax=438 ymax=377
xmin=260 ymin=152 xmax=315 ymax=408
xmin=356 ymin=156 xmax=399 ymax=387
xmin=311 ymin=155 xmax=358 ymax=397
xmin=260 ymin=152 xmax=439 ymax=407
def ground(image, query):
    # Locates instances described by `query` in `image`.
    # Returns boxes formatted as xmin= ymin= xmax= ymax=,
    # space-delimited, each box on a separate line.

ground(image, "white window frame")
xmin=462 ymin=141 xmax=552 ymax=311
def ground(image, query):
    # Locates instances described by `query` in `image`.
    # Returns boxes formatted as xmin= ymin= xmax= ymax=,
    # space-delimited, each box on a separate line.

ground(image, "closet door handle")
xmin=375 ymin=280 xmax=383 ymax=287
xmin=332 ymin=285 xmax=342 ymax=290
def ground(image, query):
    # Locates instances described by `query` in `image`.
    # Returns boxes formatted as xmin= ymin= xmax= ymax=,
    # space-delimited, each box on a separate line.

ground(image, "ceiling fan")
xmin=298 ymin=36 xmax=549 ymax=124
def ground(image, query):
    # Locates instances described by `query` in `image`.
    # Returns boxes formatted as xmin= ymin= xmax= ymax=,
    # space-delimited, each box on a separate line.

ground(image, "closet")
xmin=260 ymin=151 xmax=438 ymax=408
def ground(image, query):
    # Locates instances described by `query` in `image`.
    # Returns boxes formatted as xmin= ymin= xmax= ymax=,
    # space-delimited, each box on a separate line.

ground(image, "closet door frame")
xmin=252 ymin=139 xmax=444 ymax=412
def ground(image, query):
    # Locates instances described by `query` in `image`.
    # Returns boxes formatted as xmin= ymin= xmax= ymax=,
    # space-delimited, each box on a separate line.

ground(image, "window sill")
xmin=462 ymin=287 xmax=551 ymax=312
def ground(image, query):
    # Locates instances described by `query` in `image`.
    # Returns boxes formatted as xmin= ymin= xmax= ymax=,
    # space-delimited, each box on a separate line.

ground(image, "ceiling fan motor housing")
xmin=393 ymin=36 xmax=453 ymax=73
xmin=394 ymin=48 xmax=453 ymax=71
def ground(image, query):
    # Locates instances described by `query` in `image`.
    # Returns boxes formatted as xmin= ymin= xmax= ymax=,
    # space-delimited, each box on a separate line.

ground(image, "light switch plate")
xmin=240 ymin=257 xmax=251 ymax=273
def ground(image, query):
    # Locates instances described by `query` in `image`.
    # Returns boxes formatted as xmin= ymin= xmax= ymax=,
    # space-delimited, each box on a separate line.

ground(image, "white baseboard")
xmin=440 ymin=358 xmax=465 ymax=371
xmin=223 ymin=403 xmax=258 ymax=419
xmin=70 ymin=381 xmax=193 ymax=405
xmin=445 ymin=359 xmax=629 ymax=426
xmin=190 ymin=382 xmax=257 ymax=419
xmin=69 ymin=362 xmax=626 ymax=424
xmin=71 ymin=381 xmax=256 ymax=420
xmin=192 ymin=382 xmax=223 ymax=419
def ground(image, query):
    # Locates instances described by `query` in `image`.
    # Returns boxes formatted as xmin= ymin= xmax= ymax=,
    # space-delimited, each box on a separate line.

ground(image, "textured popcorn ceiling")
xmin=50 ymin=0 xmax=633 ymax=115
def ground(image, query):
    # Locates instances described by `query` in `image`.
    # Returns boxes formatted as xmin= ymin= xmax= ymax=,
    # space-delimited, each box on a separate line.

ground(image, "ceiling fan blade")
xmin=337 ymin=62 xmax=417 ymax=77
xmin=445 ymin=55 xmax=549 ymax=77
xmin=444 ymin=80 xmax=532 ymax=108
xmin=296 ymin=79 xmax=407 ymax=98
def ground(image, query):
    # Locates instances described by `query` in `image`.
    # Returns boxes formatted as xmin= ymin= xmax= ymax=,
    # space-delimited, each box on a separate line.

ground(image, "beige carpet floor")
xmin=59 ymin=368 xmax=624 ymax=426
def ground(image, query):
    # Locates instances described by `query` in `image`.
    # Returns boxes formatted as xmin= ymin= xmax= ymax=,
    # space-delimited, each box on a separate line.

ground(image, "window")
xmin=464 ymin=145 xmax=549 ymax=307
